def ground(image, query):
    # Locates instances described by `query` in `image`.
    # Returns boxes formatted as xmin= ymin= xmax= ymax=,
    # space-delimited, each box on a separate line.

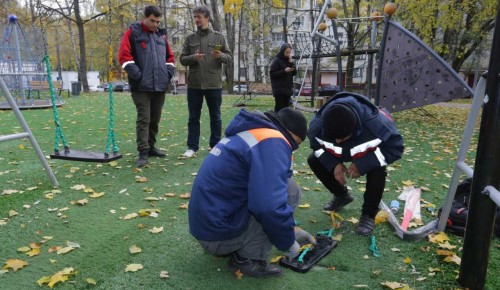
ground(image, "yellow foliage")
xmin=3 ymin=259 xmax=28 ymax=271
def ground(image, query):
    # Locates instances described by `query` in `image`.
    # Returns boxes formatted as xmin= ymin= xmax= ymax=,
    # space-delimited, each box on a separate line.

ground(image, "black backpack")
xmin=439 ymin=178 xmax=500 ymax=237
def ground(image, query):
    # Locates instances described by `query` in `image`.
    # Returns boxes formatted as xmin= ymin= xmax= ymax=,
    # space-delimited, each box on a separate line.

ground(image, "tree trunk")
xmin=210 ymin=0 xmax=222 ymax=32
xmin=258 ymin=0 xmax=266 ymax=83
xmin=74 ymin=0 xmax=89 ymax=92
xmin=222 ymin=3 xmax=235 ymax=93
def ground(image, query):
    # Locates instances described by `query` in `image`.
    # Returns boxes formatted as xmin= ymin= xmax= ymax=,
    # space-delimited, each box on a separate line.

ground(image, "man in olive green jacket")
xmin=180 ymin=5 xmax=232 ymax=158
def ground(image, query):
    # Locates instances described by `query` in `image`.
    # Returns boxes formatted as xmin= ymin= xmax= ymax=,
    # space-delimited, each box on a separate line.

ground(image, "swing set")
xmin=41 ymin=2 xmax=122 ymax=163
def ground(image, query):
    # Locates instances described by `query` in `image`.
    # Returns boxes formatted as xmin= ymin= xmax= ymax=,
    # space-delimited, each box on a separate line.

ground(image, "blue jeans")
xmin=186 ymin=88 xmax=222 ymax=151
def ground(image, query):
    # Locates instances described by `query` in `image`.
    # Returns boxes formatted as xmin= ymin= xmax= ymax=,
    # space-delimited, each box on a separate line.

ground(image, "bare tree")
xmin=36 ymin=0 xmax=129 ymax=92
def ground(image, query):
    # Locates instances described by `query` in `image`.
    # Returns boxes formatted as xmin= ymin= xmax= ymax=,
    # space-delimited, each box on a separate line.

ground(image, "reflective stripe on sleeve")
xmin=350 ymin=138 xmax=387 ymax=166
xmin=122 ymin=60 xmax=135 ymax=69
xmin=316 ymin=137 xmax=342 ymax=157
xmin=350 ymin=139 xmax=382 ymax=159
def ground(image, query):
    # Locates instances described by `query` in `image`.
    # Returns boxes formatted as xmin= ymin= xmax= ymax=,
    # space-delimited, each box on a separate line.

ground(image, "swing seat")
xmin=279 ymin=233 xmax=338 ymax=273
xmin=50 ymin=149 xmax=122 ymax=163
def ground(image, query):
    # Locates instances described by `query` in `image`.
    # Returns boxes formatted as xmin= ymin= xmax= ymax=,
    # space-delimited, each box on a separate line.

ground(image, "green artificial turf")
xmin=0 ymin=93 xmax=498 ymax=289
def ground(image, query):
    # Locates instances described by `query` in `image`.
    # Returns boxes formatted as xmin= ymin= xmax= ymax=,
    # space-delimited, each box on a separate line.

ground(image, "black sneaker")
xmin=323 ymin=194 xmax=354 ymax=212
xmin=227 ymin=253 xmax=282 ymax=278
xmin=148 ymin=147 xmax=166 ymax=157
xmin=136 ymin=151 xmax=148 ymax=167
xmin=355 ymin=214 xmax=375 ymax=236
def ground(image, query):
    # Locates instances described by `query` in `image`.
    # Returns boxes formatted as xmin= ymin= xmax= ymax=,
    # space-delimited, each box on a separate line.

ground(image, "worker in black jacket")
xmin=307 ymin=93 xmax=404 ymax=235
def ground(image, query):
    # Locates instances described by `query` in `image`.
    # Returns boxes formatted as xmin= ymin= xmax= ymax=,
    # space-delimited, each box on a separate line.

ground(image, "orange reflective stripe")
xmin=247 ymin=128 xmax=290 ymax=147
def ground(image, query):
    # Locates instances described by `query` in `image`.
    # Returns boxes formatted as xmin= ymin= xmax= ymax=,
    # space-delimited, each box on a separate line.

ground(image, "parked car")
xmin=233 ymin=84 xmax=248 ymax=94
xmin=89 ymin=84 xmax=106 ymax=92
xmin=318 ymin=84 xmax=340 ymax=97
xmin=104 ymin=82 xmax=130 ymax=92
xmin=300 ymin=86 xmax=312 ymax=96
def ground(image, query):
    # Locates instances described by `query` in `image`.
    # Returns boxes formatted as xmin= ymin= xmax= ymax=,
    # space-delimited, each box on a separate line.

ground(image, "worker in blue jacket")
xmin=307 ymin=93 xmax=404 ymax=236
xmin=189 ymin=108 xmax=315 ymax=278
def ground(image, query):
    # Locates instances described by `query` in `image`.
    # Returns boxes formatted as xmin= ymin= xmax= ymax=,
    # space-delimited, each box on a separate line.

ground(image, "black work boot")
xmin=136 ymin=151 xmax=148 ymax=167
xmin=323 ymin=193 xmax=354 ymax=212
xmin=227 ymin=253 xmax=282 ymax=278
xmin=355 ymin=214 xmax=376 ymax=236
xmin=148 ymin=147 xmax=166 ymax=157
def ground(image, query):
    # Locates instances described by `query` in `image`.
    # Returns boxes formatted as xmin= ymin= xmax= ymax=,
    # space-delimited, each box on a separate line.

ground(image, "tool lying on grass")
xmin=280 ymin=228 xmax=338 ymax=273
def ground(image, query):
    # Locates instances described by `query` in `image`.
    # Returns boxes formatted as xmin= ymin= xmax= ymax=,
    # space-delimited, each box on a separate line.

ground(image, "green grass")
xmin=0 ymin=93 xmax=498 ymax=289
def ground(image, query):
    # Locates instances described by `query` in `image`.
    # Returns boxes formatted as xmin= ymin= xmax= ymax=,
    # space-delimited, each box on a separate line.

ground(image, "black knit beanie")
xmin=277 ymin=108 xmax=307 ymax=141
xmin=322 ymin=104 xmax=358 ymax=141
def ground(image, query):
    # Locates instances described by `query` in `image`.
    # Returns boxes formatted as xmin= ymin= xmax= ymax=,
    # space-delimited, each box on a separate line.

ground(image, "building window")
xmin=272 ymin=33 xmax=283 ymax=42
xmin=355 ymin=54 xmax=367 ymax=60
xmin=272 ymin=15 xmax=282 ymax=26
xmin=239 ymin=67 xmax=246 ymax=76
xmin=353 ymin=67 xmax=363 ymax=78
xmin=295 ymin=0 xmax=302 ymax=8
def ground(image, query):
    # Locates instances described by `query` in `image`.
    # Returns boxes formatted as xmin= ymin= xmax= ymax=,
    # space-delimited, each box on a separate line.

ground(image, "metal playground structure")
xmin=0 ymin=14 xmax=63 ymax=110
xmin=288 ymin=1 xmax=500 ymax=288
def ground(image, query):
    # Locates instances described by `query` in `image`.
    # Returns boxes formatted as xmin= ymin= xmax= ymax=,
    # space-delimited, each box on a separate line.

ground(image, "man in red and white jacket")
xmin=119 ymin=5 xmax=175 ymax=167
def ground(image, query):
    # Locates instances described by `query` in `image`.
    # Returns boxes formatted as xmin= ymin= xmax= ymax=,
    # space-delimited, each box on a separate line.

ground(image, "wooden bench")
xmin=233 ymin=82 xmax=273 ymax=106
xmin=29 ymin=80 xmax=70 ymax=98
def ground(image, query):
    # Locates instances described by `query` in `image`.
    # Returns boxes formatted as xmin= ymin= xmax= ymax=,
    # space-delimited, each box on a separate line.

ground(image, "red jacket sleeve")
xmin=118 ymin=28 xmax=133 ymax=66
xmin=165 ymin=36 xmax=175 ymax=65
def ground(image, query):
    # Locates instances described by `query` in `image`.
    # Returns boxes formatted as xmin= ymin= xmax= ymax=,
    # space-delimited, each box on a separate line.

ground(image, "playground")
xmin=0 ymin=93 xmax=499 ymax=289
xmin=1 ymin=1 xmax=500 ymax=289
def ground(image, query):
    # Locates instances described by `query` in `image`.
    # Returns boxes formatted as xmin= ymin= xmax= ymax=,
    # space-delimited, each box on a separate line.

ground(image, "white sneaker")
xmin=182 ymin=149 xmax=196 ymax=158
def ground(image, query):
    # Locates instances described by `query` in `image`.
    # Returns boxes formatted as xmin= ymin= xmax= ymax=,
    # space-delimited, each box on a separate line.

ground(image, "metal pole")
xmin=0 ymin=77 xmax=59 ymax=188
xmin=366 ymin=20 xmax=377 ymax=98
xmin=12 ymin=19 xmax=26 ymax=104
xmin=331 ymin=20 xmax=343 ymax=91
xmin=458 ymin=2 xmax=500 ymax=288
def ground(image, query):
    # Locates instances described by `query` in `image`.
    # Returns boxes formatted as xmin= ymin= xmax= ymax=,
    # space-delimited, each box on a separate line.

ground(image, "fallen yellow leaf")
xmin=125 ymin=263 xmax=143 ymax=272
xmin=129 ymin=245 xmax=142 ymax=254
xmin=17 ymin=246 xmax=31 ymax=252
xmin=235 ymin=269 xmax=243 ymax=279
xmin=3 ymin=259 xmax=28 ymax=271
xmin=428 ymin=232 xmax=450 ymax=244
xmin=89 ymin=192 xmax=105 ymax=198
xmin=438 ymin=241 xmax=457 ymax=250
xmin=27 ymin=248 xmax=41 ymax=257
xmin=149 ymin=226 xmax=164 ymax=234
xmin=298 ymin=203 xmax=310 ymax=209
xmin=444 ymin=254 xmax=461 ymax=265
xmin=123 ymin=213 xmax=138 ymax=220
xmin=380 ymin=281 xmax=404 ymax=289
xmin=56 ymin=247 xmax=75 ymax=255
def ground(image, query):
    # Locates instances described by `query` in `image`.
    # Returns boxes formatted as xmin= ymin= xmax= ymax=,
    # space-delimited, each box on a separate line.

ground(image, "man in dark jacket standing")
xmin=269 ymin=43 xmax=296 ymax=112
xmin=189 ymin=108 xmax=315 ymax=277
xmin=307 ymin=93 xmax=404 ymax=236
xmin=119 ymin=5 xmax=175 ymax=167
xmin=180 ymin=5 xmax=232 ymax=158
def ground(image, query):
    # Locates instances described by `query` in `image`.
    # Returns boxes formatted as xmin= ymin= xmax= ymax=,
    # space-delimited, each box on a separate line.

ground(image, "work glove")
xmin=286 ymin=241 xmax=300 ymax=259
xmin=295 ymin=227 xmax=316 ymax=245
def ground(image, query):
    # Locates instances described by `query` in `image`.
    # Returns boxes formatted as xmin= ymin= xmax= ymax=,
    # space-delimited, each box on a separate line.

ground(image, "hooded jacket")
xmin=188 ymin=109 xmax=298 ymax=251
xmin=269 ymin=44 xmax=297 ymax=96
xmin=118 ymin=22 xmax=175 ymax=92
xmin=307 ymin=93 xmax=404 ymax=175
